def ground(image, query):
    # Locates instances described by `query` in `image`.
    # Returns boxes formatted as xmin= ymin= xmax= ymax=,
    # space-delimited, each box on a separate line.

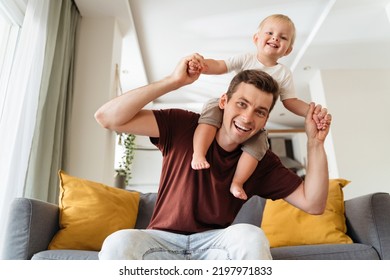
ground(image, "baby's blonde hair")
xmin=258 ymin=14 xmax=296 ymax=47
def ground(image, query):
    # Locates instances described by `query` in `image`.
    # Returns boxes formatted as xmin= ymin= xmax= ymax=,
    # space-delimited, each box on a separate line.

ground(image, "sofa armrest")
xmin=2 ymin=198 xmax=59 ymax=259
xmin=345 ymin=192 xmax=390 ymax=260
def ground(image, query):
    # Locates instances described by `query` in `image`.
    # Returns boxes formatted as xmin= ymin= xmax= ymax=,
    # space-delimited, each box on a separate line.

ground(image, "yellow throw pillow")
xmin=261 ymin=178 xmax=353 ymax=248
xmin=49 ymin=170 xmax=140 ymax=251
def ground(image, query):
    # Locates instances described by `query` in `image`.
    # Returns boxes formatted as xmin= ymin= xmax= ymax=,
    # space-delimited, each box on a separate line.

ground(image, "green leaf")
xmin=117 ymin=133 xmax=136 ymax=185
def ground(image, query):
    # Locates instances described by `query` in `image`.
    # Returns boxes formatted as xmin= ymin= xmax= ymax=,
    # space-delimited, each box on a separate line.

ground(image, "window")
xmin=0 ymin=0 xmax=24 ymax=121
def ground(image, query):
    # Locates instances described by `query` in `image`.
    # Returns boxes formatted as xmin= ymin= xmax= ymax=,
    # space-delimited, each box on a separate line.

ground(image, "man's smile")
xmin=233 ymin=120 xmax=252 ymax=133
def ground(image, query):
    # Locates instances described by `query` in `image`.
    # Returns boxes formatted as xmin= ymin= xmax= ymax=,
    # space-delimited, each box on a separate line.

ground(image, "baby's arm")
xmin=282 ymin=98 xmax=309 ymax=117
xmin=187 ymin=55 xmax=228 ymax=75
xmin=283 ymin=98 xmax=329 ymax=130
xmin=202 ymin=59 xmax=228 ymax=74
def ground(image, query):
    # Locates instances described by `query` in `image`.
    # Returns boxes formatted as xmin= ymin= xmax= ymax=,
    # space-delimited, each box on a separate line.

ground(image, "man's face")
xmin=217 ymin=82 xmax=273 ymax=151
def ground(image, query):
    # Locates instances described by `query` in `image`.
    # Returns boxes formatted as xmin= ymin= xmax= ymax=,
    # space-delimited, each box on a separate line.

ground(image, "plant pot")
xmin=114 ymin=173 xmax=126 ymax=189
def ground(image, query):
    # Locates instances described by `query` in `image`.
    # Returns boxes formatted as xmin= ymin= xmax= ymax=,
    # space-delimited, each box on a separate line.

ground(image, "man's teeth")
xmin=235 ymin=122 xmax=250 ymax=131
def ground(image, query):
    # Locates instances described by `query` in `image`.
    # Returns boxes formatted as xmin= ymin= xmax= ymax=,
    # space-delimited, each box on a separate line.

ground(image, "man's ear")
xmin=219 ymin=94 xmax=228 ymax=109
xmin=264 ymin=114 xmax=270 ymax=128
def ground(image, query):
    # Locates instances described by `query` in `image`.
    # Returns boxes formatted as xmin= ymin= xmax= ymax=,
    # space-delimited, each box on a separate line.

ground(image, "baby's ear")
xmin=284 ymin=45 xmax=293 ymax=56
xmin=252 ymin=32 xmax=259 ymax=44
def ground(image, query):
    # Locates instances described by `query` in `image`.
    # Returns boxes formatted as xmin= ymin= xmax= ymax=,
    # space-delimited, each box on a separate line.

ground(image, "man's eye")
xmin=237 ymin=102 xmax=246 ymax=108
xmin=257 ymin=111 xmax=267 ymax=117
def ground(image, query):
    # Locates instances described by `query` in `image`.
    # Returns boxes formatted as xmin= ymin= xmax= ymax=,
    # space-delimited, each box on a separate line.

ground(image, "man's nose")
xmin=241 ymin=111 xmax=255 ymax=122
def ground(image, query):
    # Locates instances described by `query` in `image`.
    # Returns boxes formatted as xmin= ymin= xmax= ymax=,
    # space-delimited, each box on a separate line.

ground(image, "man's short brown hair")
xmin=226 ymin=70 xmax=280 ymax=113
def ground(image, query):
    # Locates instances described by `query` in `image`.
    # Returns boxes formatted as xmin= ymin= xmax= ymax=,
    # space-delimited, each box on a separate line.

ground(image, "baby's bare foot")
xmin=191 ymin=154 xmax=210 ymax=170
xmin=230 ymin=184 xmax=248 ymax=200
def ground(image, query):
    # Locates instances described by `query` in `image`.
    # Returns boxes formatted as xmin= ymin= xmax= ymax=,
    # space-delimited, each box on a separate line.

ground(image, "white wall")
xmin=65 ymin=12 xmax=390 ymax=199
xmin=127 ymin=136 xmax=162 ymax=193
xmin=313 ymin=69 xmax=390 ymax=199
xmin=65 ymin=17 xmax=122 ymax=186
xmin=310 ymin=72 xmax=339 ymax=179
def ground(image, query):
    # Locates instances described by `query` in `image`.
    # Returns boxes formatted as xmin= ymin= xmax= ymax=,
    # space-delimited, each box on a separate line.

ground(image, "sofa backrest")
xmin=134 ymin=193 xmax=157 ymax=229
xmin=133 ymin=192 xmax=265 ymax=229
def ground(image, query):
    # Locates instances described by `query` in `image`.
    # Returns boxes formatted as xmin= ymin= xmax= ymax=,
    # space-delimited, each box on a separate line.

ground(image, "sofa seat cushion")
xmin=271 ymin=243 xmax=380 ymax=260
xmin=32 ymin=250 xmax=99 ymax=260
xmin=33 ymin=244 xmax=379 ymax=260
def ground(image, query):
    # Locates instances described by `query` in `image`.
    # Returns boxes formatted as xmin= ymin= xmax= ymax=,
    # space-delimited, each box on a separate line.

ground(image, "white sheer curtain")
xmin=0 ymin=0 xmax=50 ymax=254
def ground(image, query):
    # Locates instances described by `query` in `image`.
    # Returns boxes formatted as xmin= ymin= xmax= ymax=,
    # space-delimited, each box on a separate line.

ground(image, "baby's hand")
xmin=187 ymin=59 xmax=202 ymax=77
xmin=313 ymin=106 xmax=330 ymax=130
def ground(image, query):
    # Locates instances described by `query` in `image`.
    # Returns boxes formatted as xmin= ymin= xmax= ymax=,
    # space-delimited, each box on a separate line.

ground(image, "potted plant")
xmin=115 ymin=133 xmax=136 ymax=188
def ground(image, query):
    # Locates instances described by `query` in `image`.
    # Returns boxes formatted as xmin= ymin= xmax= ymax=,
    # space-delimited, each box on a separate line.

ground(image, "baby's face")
xmin=254 ymin=18 xmax=294 ymax=60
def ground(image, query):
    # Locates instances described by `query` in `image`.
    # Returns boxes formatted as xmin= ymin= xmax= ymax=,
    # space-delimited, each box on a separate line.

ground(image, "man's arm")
xmin=284 ymin=102 xmax=332 ymax=214
xmin=95 ymin=54 xmax=202 ymax=136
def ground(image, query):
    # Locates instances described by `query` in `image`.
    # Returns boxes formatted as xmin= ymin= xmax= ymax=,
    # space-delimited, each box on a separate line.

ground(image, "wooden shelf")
xmin=268 ymin=128 xmax=305 ymax=134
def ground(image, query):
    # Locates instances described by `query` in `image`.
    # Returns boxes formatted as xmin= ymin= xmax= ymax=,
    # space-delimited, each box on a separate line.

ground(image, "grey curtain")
xmin=24 ymin=0 xmax=79 ymax=203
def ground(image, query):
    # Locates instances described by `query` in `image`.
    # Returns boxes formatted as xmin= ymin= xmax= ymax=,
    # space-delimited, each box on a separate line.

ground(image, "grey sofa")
xmin=2 ymin=192 xmax=390 ymax=260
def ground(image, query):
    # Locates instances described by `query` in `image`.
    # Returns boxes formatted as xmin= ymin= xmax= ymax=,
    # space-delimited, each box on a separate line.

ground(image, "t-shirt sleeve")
xmin=278 ymin=67 xmax=296 ymax=101
xmin=150 ymin=109 xmax=199 ymax=155
xmin=224 ymin=53 xmax=248 ymax=73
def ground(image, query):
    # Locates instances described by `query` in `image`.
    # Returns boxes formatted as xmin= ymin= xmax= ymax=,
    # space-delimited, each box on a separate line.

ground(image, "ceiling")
xmin=76 ymin=0 xmax=390 ymax=129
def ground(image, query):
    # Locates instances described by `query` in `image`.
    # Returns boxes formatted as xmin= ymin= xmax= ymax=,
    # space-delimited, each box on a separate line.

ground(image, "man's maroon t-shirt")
xmin=147 ymin=109 xmax=302 ymax=234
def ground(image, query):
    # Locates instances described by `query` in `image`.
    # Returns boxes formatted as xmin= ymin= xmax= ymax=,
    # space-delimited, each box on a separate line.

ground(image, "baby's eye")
xmin=281 ymin=36 xmax=288 ymax=41
xmin=266 ymin=31 xmax=273 ymax=35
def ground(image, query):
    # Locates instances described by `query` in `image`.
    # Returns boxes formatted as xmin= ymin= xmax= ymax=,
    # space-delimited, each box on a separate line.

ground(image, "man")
xmin=94 ymin=53 xmax=332 ymax=260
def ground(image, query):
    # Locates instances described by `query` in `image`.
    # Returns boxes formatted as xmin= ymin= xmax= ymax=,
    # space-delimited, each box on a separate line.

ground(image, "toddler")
xmin=189 ymin=14 xmax=327 ymax=200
